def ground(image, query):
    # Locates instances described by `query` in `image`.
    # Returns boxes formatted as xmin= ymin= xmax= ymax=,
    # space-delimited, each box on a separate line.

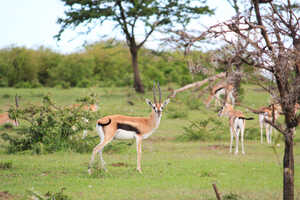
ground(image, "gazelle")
xmin=88 ymin=82 xmax=170 ymax=174
xmin=205 ymin=82 xmax=235 ymax=108
xmin=256 ymin=104 xmax=281 ymax=144
xmin=219 ymin=103 xmax=253 ymax=154
xmin=0 ymin=112 xmax=19 ymax=126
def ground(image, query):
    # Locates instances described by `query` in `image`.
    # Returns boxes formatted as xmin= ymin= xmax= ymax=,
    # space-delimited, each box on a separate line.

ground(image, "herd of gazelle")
xmin=206 ymin=82 xmax=299 ymax=154
xmin=0 ymin=82 xmax=299 ymax=173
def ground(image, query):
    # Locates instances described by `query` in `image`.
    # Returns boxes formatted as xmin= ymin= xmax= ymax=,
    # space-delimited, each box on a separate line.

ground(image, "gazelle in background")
xmin=88 ymin=82 xmax=170 ymax=174
xmin=256 ymin=104 xmax=281 ymax=144
xmin=219 ymin=103 xmax=254 ymax=154
xmin=205 ymin=82 xmax=235 ymax=108
xmin=0 ymin=112 xmax=19 ymax=127
xmin=69 ymin=103 xmax=99 ymax=138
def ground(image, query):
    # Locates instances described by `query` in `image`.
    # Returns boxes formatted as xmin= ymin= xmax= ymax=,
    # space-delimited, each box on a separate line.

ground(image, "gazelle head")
xmin=218 ymin=103 xmax=233 ymax=117
xmin=146 ymin=82 xmax=170 ymax=117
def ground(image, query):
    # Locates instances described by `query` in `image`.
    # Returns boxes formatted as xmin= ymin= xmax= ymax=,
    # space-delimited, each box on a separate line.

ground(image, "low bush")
xmin=28 ymin=187 xmax=72 ymax=200
xmin=176 ymin=117 xmax=227 ymax=142
xmin=0 ymin=161 xmax=12 ymax=169
xmin=1 ymin=95 xmax=99 ymax=154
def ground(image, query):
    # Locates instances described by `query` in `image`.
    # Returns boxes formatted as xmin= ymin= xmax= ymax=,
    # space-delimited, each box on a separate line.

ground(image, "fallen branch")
xmin=168 ymin=72 xmax=226 ymax=98
xmin=212 ymin=183 xmax=222 ymax=200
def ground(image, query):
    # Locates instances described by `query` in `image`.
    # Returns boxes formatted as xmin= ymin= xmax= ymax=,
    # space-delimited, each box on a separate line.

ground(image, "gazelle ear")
xmin=145 ymin=98 xmax=153 ymax=106
xmin=163 ymin=98 xmax=170 ymax=107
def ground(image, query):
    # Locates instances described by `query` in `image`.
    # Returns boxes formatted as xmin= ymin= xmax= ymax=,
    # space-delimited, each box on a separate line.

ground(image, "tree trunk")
xmin=130 ymin=47 xmax=144 ymax=93
xmin=283 ymin=131 xmax=294 ymax=200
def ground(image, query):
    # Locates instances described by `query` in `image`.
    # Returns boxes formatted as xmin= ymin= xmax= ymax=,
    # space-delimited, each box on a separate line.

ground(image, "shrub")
xmin=14 ymin=81 xmax=32 ymax=88
xmin=1 ymin=95 xmax=99 ymax=154
xmin=28 ymin=187 xmax=72 ymax=200
xmin=0 ymin=161 xmax=12 ymax=170
xmin=2 ymin=94 xmax=10 ymax=98
xmin=176 ymin=117 xmax=227 ymax=142
xmin=223 ymin=193 xmax=242 ymax=200
xmin=77 ymin=79 xmax=92 ymax=88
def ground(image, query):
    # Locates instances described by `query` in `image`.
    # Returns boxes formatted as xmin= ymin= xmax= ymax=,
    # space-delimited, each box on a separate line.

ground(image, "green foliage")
xmin=56 ymin=0 xmax=213 ymax=41
xmin=0 ymin=41 xmax=216 ymax=89
xmin=177 ymin=117 xmax=227 ymax=141
xmin=49 ymin=53 xmax=95 ymax=87
xmin=0 ymin=160 xmax=12 ymax=169
xmin=1 ymin=95 xmax=99 ymax=153
xmin=223 ymin=193 xmax=242 ymax=200
xmin=28 ymin=187 xmax=71 ymax=200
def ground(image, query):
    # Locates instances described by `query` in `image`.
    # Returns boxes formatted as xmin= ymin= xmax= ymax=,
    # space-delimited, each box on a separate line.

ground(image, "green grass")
xmin=0 ymin=86 xmax=300 ymax=199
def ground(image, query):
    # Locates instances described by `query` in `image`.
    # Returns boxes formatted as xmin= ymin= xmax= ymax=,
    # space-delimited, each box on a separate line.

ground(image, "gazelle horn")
xmin=158 ymin=82 xmax=162 ymax=103
xmin=153 ymin=81 xmax=157 ymax=104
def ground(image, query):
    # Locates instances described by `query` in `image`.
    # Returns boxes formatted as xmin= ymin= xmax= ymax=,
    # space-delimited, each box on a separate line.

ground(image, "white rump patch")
xmin=114 ymin=129 xmax=136 ymax=140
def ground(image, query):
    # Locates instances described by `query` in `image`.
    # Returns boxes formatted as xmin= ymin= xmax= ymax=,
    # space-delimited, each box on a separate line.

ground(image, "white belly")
xmin=114 ymin=129 xmax=136 ymax=140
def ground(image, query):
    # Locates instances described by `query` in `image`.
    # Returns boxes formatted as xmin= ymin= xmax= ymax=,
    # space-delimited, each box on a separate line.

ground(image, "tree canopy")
xmin=56 ymin=0 xmax=213 ymax=93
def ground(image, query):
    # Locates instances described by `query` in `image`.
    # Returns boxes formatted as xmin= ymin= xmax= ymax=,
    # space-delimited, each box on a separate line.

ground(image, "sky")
xmin=0 ymin=0 xmax=234 ymax=54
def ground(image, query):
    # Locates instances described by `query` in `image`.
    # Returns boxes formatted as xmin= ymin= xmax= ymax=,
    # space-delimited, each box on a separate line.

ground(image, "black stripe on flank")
xmin=117 ymin=123 xmax=140 ymax=134
xmin=98 ymin=119 xmax=111 ymax=126
xmin=238 ymin=117 xmax=254 ymax=120
xmin=214 ymin=87 xmax=224 ymax=94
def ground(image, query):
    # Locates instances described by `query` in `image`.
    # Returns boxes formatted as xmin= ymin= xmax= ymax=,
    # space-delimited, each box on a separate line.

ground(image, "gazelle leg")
xmin=229 ymin=127 xmax=234 ymax=153
xmin=259 ymin=115 xmax=264 ymax=144
xmin=235 ymin=127 xmax=240 ymax=155
xmin=266 ymin=124 xmax=271 ymax=144
xmin=269 ymin=125 xmax=273 ymax=144
xmin=88 ymin=136 xmax=113 ymax=175
xmin=136 ymin=135 xmax=143 ymax=173
xmin=98 ymin=136 xmax=106 ymax=170
xmin=241 ymin=120 xmax=245 ymax=154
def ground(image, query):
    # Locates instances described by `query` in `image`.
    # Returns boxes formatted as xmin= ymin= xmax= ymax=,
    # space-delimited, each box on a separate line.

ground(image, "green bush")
xmin=1 ymin=95 xmax=99 ymax=154
xmin=0 ymin=161 xmax=12 ymax=170
xmin=176 ymin=117 xmax=227 ymax=142
xmin=77 ymin=79 xmax=92 ymax=88
xmin=28 ymin=187 xmax=72 ymax=200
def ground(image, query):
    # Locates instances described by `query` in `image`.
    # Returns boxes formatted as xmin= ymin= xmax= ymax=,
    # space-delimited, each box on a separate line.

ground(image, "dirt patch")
xmin=207 ymin=144 xmax=229 ymax=150
xmin=147 ymin=136 xmax=169 ymax=143
xmin=0 ymin=191 xmax=15 ymax=200
xmin=110 ymin=162 xmax=128 ymax=167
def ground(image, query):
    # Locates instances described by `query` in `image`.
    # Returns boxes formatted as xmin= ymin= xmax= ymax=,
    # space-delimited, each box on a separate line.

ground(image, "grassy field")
xmin=0 ymin=85 xmax=300 ymax=200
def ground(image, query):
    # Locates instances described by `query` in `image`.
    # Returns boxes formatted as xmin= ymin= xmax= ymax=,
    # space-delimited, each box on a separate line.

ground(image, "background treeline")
xmin=0 ymin=40 xmax=214 ymax=89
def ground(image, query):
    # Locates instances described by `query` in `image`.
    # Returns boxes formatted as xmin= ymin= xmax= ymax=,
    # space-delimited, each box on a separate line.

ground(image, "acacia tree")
xmin=208 ymin=1 xmax=300 ymax=199
xmin=55 ymin=0 xmax=212 ymax=93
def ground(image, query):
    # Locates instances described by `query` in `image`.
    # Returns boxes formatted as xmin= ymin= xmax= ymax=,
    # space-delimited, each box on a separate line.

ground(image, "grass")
xmin=0 ymin=85 xmax=300 ymax=199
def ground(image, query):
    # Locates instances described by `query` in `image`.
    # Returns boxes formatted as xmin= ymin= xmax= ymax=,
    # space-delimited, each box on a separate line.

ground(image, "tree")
xmin=55 ymin=0 xmax=212 ymax=93
xmin=208 ymin=0 xmax=300 ymax=199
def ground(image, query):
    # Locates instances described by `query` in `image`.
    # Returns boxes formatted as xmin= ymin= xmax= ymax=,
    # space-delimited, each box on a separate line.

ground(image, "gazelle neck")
xmin=150 ymin=110 xmax=162 ymax=128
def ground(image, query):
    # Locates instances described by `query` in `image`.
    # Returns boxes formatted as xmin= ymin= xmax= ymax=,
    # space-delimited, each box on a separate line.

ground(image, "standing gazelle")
xmin=88 ymin=82 xmax=170 ymax=174
xmin=219 ymin=103 xmax=253 ymax=154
